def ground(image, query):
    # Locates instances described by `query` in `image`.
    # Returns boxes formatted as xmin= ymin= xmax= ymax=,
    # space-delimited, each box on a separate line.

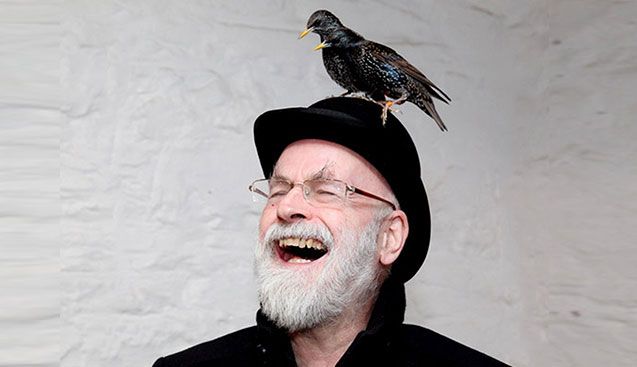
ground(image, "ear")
xmin=378 ymin=210 xmax=409 ymax=266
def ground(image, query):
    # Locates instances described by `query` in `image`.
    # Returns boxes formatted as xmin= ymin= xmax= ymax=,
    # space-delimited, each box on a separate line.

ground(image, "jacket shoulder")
xmin=153 ymin=326 xmax=258 ymax=367
xmin=398 ymin=324 xmax=510 ymax=366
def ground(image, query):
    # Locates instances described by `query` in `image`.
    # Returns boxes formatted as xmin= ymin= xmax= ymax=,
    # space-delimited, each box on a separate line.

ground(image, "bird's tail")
xmin=428 ymin=82 xmax=451 ymax=104
xmin=414 ymin=93 xmax=448 ymax=132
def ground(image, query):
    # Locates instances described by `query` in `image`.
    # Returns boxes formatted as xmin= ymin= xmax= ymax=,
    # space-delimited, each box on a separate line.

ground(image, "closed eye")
xmin=269 ymin=190 xmax=287 ymax=198
xmin=315 ymin=189 xmax=339 ymax=196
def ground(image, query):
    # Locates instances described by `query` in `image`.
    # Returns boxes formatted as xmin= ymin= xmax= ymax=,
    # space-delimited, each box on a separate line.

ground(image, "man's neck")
xmin=289 ymin=302 xmax=374 ymax=367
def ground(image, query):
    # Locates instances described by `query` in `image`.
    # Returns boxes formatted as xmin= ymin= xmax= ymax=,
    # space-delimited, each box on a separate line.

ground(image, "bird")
xmin=299 ymin=10 xmax=451 ymax=131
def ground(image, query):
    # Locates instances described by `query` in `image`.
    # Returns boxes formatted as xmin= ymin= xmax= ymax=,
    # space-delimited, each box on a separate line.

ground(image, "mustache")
xmin=263 ymin=222 xmax=335 ymax=250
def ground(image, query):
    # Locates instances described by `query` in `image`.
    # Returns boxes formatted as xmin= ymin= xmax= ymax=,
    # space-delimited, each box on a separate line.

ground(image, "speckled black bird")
xmin=299 ymin=10 xmax=451 ymax=131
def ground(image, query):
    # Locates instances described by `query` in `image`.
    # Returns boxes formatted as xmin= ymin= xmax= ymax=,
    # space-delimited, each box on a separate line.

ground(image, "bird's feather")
xmin=371 ymin=42 xmax=451 ymax=104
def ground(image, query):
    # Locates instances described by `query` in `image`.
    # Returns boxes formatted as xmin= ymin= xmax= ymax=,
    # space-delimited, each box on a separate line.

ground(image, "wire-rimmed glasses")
xmin=248 ymin=178 xmax=397 ymax=210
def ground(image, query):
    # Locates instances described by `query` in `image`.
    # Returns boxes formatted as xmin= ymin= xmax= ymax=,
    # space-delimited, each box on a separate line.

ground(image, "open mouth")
xmin=276 ymin=237 xmax=328 ymax=264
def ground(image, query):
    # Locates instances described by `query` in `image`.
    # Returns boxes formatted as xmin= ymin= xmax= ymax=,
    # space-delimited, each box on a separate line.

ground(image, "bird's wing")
xmin=371 ymin=42 xmax=451 ymax=103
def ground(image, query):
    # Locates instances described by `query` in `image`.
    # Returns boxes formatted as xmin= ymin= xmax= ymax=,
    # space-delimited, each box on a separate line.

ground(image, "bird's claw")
xmin=329 ymin=91 xmax=370 ymax=100
xmin=378 ymin=102 xmax=389 ymax=126
xmin=345 ymin=92 xmax=373 ymax=101
xmin=380 ymin=101 xmax=399 ymax=126
xmin=381 ymin=109 xmax=389 ymax=126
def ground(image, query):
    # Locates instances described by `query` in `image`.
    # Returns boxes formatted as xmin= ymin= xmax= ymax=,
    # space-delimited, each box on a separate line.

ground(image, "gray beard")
xmin=254 ymin=217 xmax=386 ymax=333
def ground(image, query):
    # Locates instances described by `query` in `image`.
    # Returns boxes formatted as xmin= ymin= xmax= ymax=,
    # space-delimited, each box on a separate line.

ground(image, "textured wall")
xmin=2 ymin=0 xmax=635 ymax=366
xmin=1 ymin=1 xmax=61 ymax=366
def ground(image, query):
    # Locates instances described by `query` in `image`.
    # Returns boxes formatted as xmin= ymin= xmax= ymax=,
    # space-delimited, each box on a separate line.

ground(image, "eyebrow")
xmin=271 ymin=162 xmax=335 ymax=181
xmin=309 ymin=164 xmax=335 ymax=180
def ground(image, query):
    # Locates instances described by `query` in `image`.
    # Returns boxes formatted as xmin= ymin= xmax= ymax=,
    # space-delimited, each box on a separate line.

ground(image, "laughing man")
xmin=153 ymin=97 xmax=509 ymax=366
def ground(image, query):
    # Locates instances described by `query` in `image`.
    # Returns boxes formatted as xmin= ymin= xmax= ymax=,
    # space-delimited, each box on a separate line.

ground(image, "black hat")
xmin=253 ymin=97 xmax=430 ymax=282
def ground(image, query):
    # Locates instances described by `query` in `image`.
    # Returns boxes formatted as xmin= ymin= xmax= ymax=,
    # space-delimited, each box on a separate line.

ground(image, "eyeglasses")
xmin=248 ymin=178 xmax=397 ymax=210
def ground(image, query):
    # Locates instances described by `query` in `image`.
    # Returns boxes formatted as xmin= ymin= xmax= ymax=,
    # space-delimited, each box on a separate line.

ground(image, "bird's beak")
xmin=298 ymin=27 xmax=313 ymax=39
xmin=313 ymin=41 xmax=327 ymax=51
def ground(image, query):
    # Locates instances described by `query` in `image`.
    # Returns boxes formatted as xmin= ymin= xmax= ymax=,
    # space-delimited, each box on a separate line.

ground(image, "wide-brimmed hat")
xmin=253 ymin=97 xmax=430 ymax=282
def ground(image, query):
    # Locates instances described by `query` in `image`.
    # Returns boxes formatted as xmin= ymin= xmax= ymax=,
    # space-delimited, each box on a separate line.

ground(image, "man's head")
xmin=251 ymin=97 xmax=431 ymax=331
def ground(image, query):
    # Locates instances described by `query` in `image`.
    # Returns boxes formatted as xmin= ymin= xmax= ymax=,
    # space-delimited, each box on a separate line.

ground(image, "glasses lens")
xmin=306 ymin=179 xmax=346 ymax=204
xmin=268 ymin=179 xmax=292 ymax=199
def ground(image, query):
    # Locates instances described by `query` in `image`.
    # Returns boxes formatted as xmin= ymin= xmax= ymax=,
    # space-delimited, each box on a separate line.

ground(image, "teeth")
xmin=277 ymin=237 xmax=326 ymax=250
xmin=288 ymin=258 xmax=311 ymax=264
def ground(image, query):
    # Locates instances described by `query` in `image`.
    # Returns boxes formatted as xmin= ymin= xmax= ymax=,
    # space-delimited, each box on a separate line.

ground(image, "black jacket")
xmin=153 ymin=278 xmax=510 ymax=366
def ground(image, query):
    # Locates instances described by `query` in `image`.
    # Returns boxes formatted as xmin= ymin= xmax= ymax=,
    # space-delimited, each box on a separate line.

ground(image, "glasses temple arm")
xmin=350 ymin=187 xmax=397 ymax=210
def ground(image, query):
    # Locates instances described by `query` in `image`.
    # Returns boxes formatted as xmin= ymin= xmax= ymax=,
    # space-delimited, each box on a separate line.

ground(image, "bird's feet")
xmin=380 ymin=101 xmax=394 ymax=126
xmin=378 ymin=99 xmax=404 ymax=126
xmin=344 ymin=91 xmax=372 ymax=100
xmin=378 ymin=96 xmax=407 ymax=126
xmin=328 ymin=91 xmax=367 ymax=99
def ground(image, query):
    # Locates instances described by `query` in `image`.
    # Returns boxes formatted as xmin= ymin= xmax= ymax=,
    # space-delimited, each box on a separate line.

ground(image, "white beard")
xmin=254 ymin=217 xmax=386 ymax=332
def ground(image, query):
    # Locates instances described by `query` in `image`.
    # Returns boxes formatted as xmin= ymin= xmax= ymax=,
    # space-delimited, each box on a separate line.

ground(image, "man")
xmin=153 ymin=97 xmax=509 ymax=366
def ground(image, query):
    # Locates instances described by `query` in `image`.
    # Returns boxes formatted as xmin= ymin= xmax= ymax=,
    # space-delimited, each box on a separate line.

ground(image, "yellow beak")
xmin=298 ymin=27 xmax=313 ymax=39
xmin=313 ymin=41 xmax=327 ymax=51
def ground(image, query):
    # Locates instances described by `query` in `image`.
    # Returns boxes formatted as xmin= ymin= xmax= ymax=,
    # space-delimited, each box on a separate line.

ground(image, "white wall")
xmin=2 ymin=0 xmax=635 ymax=366
xmin=1 ymin=1 xmax=62 ymax=366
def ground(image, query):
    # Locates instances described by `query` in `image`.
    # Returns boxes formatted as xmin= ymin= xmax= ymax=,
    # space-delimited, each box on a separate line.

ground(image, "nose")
xmin=275 ymin=184 xmax=312 ymax=223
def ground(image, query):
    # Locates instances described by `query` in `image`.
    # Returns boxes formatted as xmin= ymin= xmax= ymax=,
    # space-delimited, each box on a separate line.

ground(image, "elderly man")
xmin=153 ymin=98 xmax=508 ymax=366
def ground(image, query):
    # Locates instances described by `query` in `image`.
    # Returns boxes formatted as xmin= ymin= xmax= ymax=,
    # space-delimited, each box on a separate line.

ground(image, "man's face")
xmin=257 ymin=139 xmax=394 ymax=274
xmin=254 ymin=139 xmax=395 ymax=331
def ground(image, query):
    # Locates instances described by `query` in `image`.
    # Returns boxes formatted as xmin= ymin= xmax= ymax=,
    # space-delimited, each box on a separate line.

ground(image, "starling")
xmin=299 ymin=10 xmax=451 ymax=131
